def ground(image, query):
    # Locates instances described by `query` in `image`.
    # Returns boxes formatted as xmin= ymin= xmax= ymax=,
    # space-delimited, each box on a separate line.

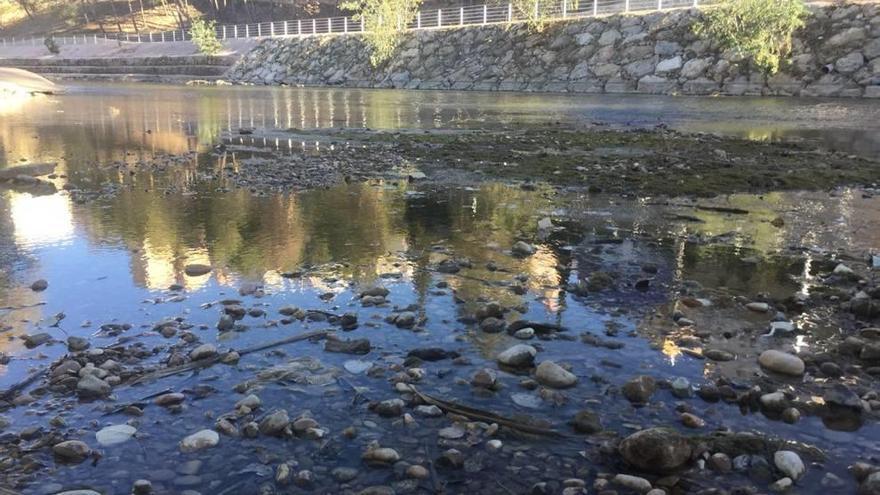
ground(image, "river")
xmin=0 ymin=83 xmax=878 ymax=495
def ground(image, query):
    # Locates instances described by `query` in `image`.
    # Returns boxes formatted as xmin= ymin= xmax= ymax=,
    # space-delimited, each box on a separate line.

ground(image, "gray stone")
xmin=179 ymin=429 xmax=219 ymax=453
xmin=497 ymin=344 xmax=537 ymax=368
xmin=837 ymin=51 xmax=866 ymax=74
xmin=619 ymin=428 xmax=692 ymax=472
xmin=758 ymin=350 xmax=805 ymax=376
xmin=773 ymin=451 xmax=806 ymax=480
xmin=655 ymin=56 xmax=683 ymax=73
xmin=535 ymin=361 xmax=578 ymax=388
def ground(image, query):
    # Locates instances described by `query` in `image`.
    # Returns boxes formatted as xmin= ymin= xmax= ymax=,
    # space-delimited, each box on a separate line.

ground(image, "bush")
xmin=341 ymin=0 xmax=422 ymax=66
xmin=44 ymin=35 xmax=59 ymax=55
xmin=191 ymin=19 xmax=222 ymax=56
xmin=511 ymin=0 xmax=566 ymax=32
xmin=694 ymin=0 xmax=808 ymax=74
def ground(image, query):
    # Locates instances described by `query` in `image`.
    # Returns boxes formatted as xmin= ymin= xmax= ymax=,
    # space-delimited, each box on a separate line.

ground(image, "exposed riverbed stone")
xmin=179 ymin=429 xmax=220 ymax=452
xmin=535 ymin=361 xmax=578 ymax=388
xmin=497 ymin=344 xmax=537 ymax=368
xmin=758 ymin=350 xmax=805 ymax=376
xmin=619 ymin=428 xmax=693 ymax=472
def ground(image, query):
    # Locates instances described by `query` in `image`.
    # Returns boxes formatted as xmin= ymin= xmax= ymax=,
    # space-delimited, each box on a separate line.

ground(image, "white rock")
xmin=774 ymin=450 xmax=805 ymax=480
xmin=535 ymin=361 xmax=578 ymax=388
xmin=179 ymin=429 xmax=220 ymax=453
xmin=612 ymin=473 xmax=652 ymax=493
xmin=746 ymin=302 xmax=770 ymax=312
xmin=497 ymin=344 xmax=537 ymax=367
xmin=95 ymin=424 xmax=136 ymax=446
xmin=344 ymin=360 xmax=372 ymax=374
xmin=758 ymin=350 xmax=805 ymax=376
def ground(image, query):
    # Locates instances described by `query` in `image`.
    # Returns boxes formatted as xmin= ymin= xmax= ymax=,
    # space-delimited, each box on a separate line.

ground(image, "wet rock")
xmin=406 ymin=465 xmax=429 ymax=479
xmin=746 ymin=302 xmax=771 ymax=312
xmin=704 ymin=349 xmax=735 ymax=361
xmin=415 ymin=405 xmax=443 ymax=417
xmin=571 ymin=410 xmax=602 ymax=434
xmin=782 ymin=407 xmax=801 ymax=424
xmin=341 ymin=312 xmax=358 ymax=330
xmin=76 ymin=374 xmax=111 ymax=399
xmin=758 ymin=350 xmax=805 ymax=376
xmin=824 ymin=383 xmax=863 ymax=412
xmin=439 ymin=424 xmax=466 ymax=439
xmin=709 ymin=453 xmax=732 ymax=472
xmin=680 ymin=412 xmax=705 ymax=428
xmin=393 ymin=311 xmax=417 ymax=328
xmin=512 ymin=241 xmax=537 ymax=257
xmin=189 ymin=343 xmax=217 ymax=361
xmin=259 ymin=410 xmax=290 ymax=436
xmin=155 ymin=392 xmax=186 ymax=407
xmin=23 ymin=332 xmax=52 ymax=348
xmin=67 ymin=336 xmax=89 ymax=352
xmin=437 ymin=259 xmax=461 ymax=273
xmin=30 ymin=279 xmax=48 ymax=291
xmin=179 ymin=429 xmax=219 ymax=453
xmin=471 ymin=368 xmax=498 ymax=389
xmin=132 ymin=480 xmax=153 ymax=495
xmin=326 ymin=338 xmax=372 ymax=355
xmin=860 ymin=472 xmax=880 ymax=495
xmin=331 ymin=467 xmax=359 ymax=482
xmin=612 ymin=474 xmax=652 ymax=493
xmin=275 ymin=463 xmax=292 ymax=485
xmin=358 ymin=486 xmax=395 ymax=495
xmin=294 ymin=469 xmax=314 ymax=488
xmin=773 ymin=451 xmax=805 ymax=480
xmin=619 ymin=428 xmax=692 ymax=472
xmin=95 ymin=424 xmax=136 ymax=446
xmin=438 ymin=448 xmax=464 ymax=468
xmin=479 ymin=317 xmax=506 ymax=333
xmin=235 ymin=394 xmax=262 ymax=410
xmin=514 ymin=327 xmax=535 ymax=339
xmin=362 ymin=446 xmax=400 ymax=465
xmin=770 ymin=477 xmax=793 ymax=492
xmin=671 ymin=377 xmax=692 ymax=398
xmin=217 ymin=315 xmax=234 ymax=331
xmin=52 ymin=440 xmax=91 ymax=463
xmin=374 ymin=399 xmax=405 ymax=417
xmin=760 ymin=392 xmax=788 ymax=412
xmin=622 ymin=375 xmax=656 ymax=404
xmin=407 ymin=348 xmax=460 ymax=361
xmin=535 ymin=361 xmax=578 ymax=388
xmin=184 ymin=264 xmax=212 ymax=277
xmin=497 ymin=344 xmax=537 ymax=368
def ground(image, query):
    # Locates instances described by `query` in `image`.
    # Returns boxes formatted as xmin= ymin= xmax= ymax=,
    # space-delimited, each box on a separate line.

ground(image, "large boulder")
xmin=619 ymin=428 xmax=692 ymax=472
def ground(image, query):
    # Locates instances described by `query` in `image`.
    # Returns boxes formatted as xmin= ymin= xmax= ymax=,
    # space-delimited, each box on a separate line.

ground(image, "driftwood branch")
xmin=126 ymin=330 xmax=330 ymax=386
xmin=411 ymin=386 xmax=564 ymax=438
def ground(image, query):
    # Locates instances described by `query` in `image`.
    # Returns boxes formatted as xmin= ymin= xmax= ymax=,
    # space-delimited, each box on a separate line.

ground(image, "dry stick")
xmin=410 ymin=386 xmax=565 ymax=438
xmin=126 ymin=330 xmax=330 ymax=386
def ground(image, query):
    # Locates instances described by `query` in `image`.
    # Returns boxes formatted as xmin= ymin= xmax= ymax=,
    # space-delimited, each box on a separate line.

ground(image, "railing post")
xmin=173 ymin=30 xmax=177 ymax=42
xmin=223 ymin=25 xmax=227 ymax=39
xmin=245 ymin=24 xmax=249 ymax=37
xmin=258 ymin=23 xmax=262 ymax=37
xmin=417 ymin=12 xmax=421 ymax=29
xmin=94 ymin=34 xmax=98 ymax=43
xmin=693 ymin=0 xmax=698 ymax=6
xmin=329 ymin=18 xmax=333 ymax=34
xmin=657 ymin=0 xmax=662 ymax=10
xmin=562 ymin=0 xmax=567 ymax=18
xmin=483 ymin=5 xmax=487 ymax=24
xmin=360 ymin=18 xmax=364 ymax=31
xmin=460 ymin=6 xmax=464 ymax=25
xmin=625 ymin=0 xmax=630 ymax=12
xmin=593 ymin=0 xmax=598 ymax=15
xmin=312 ymin=18 xmax=316 ymax=34
xmin=344 ymin=17 xmax=349 ymax=33
xmin=438 ymin=9 xmax=442 ymax=27
xmin=507 ymin=3 xmax=512 ymax=22
xmin=533 ymin=0 xmax=538 ymax=19
xmin=161 ymin=32 xmax=165 ymax=42
xmin=285 ymin=21 xmax=289 ymax=35
xmin=270 ymin=22 xmax=275 ymax=36
xmin=298 ymin=20 xmax=302 ymax=35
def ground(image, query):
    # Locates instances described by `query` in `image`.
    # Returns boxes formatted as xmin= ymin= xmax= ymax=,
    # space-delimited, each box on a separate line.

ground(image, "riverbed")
xmin=0 ymin=84 xmax=879 ymax=495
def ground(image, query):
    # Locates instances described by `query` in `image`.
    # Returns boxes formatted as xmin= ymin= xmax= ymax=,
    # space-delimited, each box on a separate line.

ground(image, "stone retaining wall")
xmin=227 ymin=2 xmax=880 ymax=97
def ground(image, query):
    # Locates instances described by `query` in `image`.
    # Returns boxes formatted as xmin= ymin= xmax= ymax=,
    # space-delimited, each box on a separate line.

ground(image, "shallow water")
xmin=0 ymin=84 xmax=879 ymax=494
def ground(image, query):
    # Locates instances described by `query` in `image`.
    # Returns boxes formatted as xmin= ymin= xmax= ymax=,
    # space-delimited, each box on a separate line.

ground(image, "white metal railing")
xmin=0 ymin=0 xmax=707 ymax=48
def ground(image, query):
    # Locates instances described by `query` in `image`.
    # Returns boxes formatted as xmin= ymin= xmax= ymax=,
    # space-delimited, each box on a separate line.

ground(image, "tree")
xmin=341 ymin=0 xmax=422 ymax=66
xmin=191 ymin=18 xmax=222 ymax=56
xmin=694 ymin=0 xmax=809 ymax=74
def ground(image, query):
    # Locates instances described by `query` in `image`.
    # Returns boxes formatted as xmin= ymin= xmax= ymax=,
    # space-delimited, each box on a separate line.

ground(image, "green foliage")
xmin=694 ymin=0 xmax=808 ymax=74
xmin=511 ymin=0 xmax=563 ymax=32
xmin=43 ymin=35 xmax=59 ymax=54
xmin=190 ymin=18 xmax=222 ymax=57
xmin=341 ymin=0 xmax=421 ymax=66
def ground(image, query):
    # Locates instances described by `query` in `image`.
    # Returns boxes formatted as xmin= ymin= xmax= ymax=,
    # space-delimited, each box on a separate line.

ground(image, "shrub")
xmin=341 ymin=0 xmax=422 ymax=66
xmin=44 ymin=35 xmax=59 ymax=55
xmin=694 ymin=0 xmax=809 ymax=75
xmin=191 ymin=19 xmax=222 ymax=56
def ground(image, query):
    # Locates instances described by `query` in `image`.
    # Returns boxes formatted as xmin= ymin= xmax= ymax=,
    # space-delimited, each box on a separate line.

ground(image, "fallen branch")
xmin=411 ymin=386 xmax=565 ymax=438
xmin=126 ymin=330 xmax=330 ymax=386
xmin=0 ymin=366 xmax=48 ymax=402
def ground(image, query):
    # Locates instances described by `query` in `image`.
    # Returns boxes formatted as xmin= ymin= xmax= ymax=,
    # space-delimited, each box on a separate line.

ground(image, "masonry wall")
xmin=227 ymin=3 xmax=880 ymax=97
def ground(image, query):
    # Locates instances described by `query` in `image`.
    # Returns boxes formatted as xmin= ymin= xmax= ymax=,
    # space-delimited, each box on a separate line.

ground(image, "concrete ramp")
xmin=0 ymin=67 xmax=62 ymax=94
